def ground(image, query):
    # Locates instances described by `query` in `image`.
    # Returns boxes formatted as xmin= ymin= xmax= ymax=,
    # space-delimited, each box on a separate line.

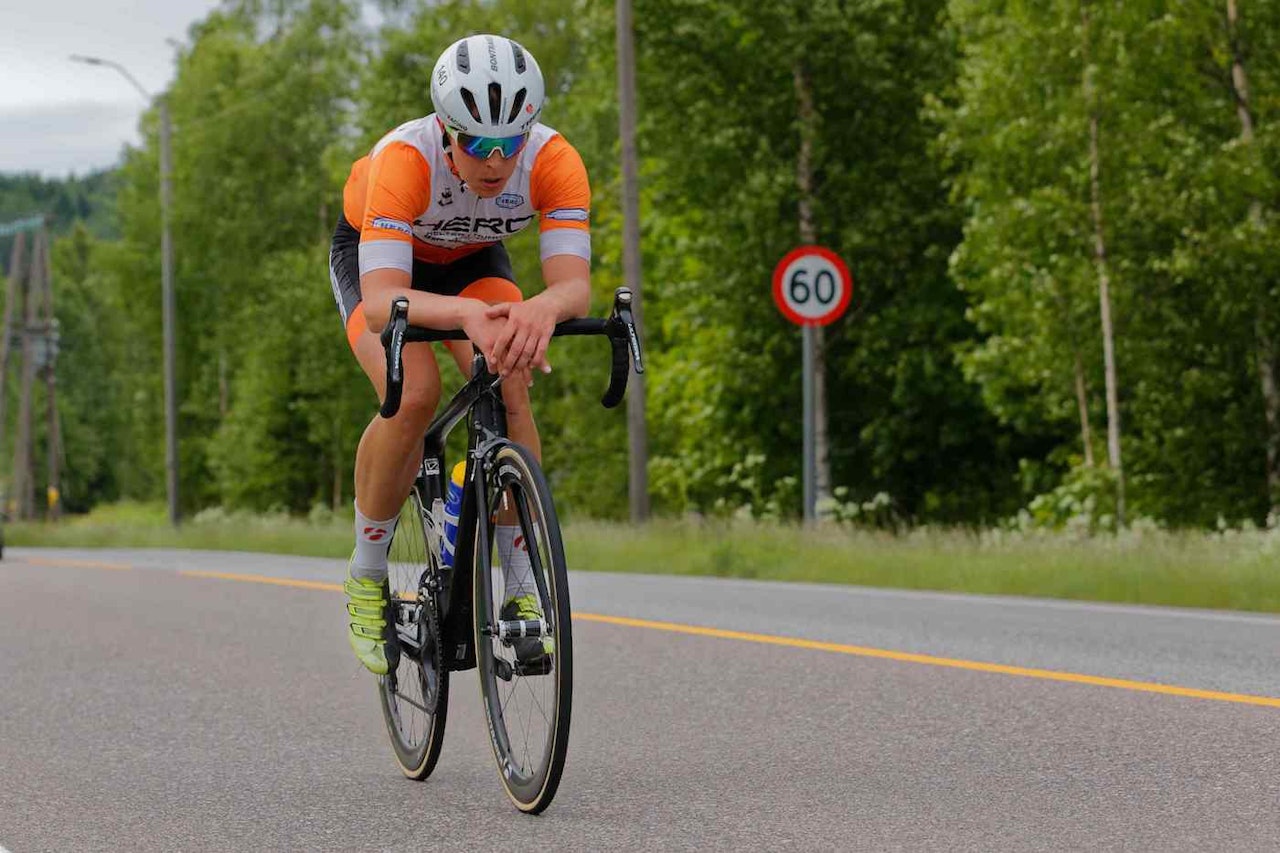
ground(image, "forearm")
xmin=529 ymin=278 xmax=590 ymax=321
xmin=533 ymin=255 xmax=592 ymax=320
xmin=360 ymin=270 xmax=478 ymax=332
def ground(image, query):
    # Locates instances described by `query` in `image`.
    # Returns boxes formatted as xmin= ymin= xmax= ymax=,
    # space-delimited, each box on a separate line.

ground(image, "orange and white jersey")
xmin=342 ymin=114 xmax=590 ymax=274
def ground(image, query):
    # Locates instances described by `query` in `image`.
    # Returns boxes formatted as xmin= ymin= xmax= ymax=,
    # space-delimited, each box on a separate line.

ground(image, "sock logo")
xmin=364 ymin=526 xmax=389 ymax=542
xmin=514 ymin=534 xmax=528 ymax=552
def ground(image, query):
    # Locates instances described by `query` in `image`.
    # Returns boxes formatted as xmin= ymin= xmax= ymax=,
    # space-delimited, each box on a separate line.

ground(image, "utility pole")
xmin=71 ymin=54 xmax=180 ymax=525
xmin=12 ymin=231 xmax=38 ymax=520
xmin=159 ymin=97 xmax=179 ymax=525
xmin=616 ymin=0 xmax=650 ymax=522
xmin=33 ymin=229 xmax=61 ymax=520
xmin=0 ymin=218 xmax=61 ymax=520
xmin=0 ymin=231 xmax=26 ymax=513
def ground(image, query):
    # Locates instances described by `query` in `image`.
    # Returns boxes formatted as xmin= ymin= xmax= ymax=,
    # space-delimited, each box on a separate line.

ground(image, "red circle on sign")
xmin=772 ymin=245 xmax=853 ymax=327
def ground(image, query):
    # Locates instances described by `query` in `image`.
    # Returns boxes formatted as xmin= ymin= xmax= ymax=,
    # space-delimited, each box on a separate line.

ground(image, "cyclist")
xmin=329 ymin=34 xmax=591 ymax=674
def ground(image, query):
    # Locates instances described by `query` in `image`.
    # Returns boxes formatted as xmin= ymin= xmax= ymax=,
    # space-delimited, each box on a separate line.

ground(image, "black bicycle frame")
xmin=380 ymin=287 xmax=644 ymax=672
xmin=429 ymin=351 xmax=504 ymax=672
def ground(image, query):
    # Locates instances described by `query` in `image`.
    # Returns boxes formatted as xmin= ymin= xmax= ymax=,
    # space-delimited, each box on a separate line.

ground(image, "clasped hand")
xmin=461 ymin=299 xmax=558 ymax=382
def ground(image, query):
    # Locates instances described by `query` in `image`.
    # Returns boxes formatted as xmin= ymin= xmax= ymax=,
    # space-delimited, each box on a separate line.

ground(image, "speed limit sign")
xmin=772 ymin=246 xmax=852 ymax=326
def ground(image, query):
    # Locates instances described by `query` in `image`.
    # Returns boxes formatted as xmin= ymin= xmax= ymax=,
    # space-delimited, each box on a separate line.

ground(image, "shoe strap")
xmin=344 ymin=576 xmax=386 ymax=602
xmin=350 ymin=621 xmax=384 ymax=641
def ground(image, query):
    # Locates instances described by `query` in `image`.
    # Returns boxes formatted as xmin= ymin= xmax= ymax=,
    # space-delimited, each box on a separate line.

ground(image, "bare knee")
xmin=388 ymin=383 xmax=439 ymax=434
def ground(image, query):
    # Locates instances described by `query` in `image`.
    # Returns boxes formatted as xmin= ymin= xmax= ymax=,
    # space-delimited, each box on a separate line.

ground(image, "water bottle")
xmin=441 ymin=461 xmax=466 ymax=567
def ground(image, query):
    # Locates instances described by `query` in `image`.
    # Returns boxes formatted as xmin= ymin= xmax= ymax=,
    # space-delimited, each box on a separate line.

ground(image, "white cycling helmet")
xmin=431 ymin=34 xmax=545 ymax=140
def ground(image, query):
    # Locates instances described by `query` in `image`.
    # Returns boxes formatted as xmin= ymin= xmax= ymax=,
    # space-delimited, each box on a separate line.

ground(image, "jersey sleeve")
xmin=530 ymin=134 xmax=591 ymax=263
xmin=357 ymin=142 xmax=431 ymax=276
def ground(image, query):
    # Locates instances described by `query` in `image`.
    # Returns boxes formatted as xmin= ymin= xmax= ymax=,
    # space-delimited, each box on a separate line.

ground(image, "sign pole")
xmin=802 ymin=324 xmax=816 ymax=524
xmin=772 ymin=245 xmax=852 ymax=525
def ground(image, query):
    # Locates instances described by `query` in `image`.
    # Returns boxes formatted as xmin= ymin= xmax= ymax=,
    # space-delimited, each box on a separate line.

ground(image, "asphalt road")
xmin=2 ymin=547 xmax=1278 ymax=851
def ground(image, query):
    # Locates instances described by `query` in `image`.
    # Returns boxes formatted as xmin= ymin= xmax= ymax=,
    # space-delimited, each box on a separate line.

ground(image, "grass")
xmin=10 ymin=503 xmax=1280 ymax=614
xmin=8 ymin=502 xmax=354 ymax=557
xmin=566 ymin=521 xmax=1280 ymax=614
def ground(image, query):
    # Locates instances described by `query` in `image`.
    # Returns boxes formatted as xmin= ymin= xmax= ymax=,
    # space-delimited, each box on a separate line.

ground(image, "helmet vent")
xmin=507 ymin=87 xmax=528 ymax=124
xmin=488 ymin=82 xmax=503 ymax=124
xmin=511 ymin=42 xmax=527 ymax=73
xmin=455 ymin=41 xmax=471 ymax=73
xmin=460 ymin=87 xmax=483 ymax=123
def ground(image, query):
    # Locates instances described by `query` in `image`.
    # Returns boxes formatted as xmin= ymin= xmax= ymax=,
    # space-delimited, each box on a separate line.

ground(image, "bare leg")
xmin=444 ymin=342 xmax=541 ymax=604
xmin=352 ymin=331 xmax=442 ymax=519
xmin=501 ymin=376 xmax=540 ymax=462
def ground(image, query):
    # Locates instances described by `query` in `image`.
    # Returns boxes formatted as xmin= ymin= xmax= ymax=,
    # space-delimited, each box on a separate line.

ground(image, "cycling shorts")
xmin=328 ymin=213 xmax=522 ymax=350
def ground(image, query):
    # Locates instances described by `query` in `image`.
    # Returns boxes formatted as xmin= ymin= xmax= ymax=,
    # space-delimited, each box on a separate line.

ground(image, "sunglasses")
xmin=451 ymin=130 xmax=529 ymax=160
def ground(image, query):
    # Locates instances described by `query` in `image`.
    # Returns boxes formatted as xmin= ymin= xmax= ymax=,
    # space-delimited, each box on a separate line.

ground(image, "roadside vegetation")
xmin=12 ymin=503 xmax=1280 ymax=614
xmin=3 ymin=0 xmax=1279 ymax=536
xmin=4 ymin=1 xmax=1280 ymax=610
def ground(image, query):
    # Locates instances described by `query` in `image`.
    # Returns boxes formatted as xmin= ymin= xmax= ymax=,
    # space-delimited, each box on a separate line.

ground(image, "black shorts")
xmin=328 ymin=214 xmax=518 ymax=344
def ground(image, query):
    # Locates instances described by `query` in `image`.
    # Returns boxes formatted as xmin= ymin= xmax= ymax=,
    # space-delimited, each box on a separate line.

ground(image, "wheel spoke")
xmin=521 ymin=673 xmax=552 ymax=727
xmin=394 ymin=688 xmax=432 ymax=714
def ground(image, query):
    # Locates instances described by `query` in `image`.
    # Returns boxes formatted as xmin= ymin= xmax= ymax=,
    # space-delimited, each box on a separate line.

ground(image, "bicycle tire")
xmin=473 ymin=443 xmax=573 ymax=813
xmin=379 ymin=485 xmax=450 ymax=780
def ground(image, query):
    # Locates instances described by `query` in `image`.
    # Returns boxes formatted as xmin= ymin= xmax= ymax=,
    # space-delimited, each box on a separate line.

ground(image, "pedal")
xmin=497 ymin=618 xmax=548 ymax=644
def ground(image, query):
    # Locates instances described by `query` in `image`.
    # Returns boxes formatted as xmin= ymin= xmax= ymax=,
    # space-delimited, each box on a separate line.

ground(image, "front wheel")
xmin=473 ymin=443 xmax=573 ymax=814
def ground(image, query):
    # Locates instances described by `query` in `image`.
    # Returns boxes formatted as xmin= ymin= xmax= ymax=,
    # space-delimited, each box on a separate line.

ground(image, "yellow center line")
xmin=179 ymin=569 xmax=343 ymax=593
xmin=18 ymin=555 xmax=1280 ymax=709
xmin=573 ymin=612 xmax=1280 ymax=709
xmin=23 ymin=557 xmax=134 ymax=571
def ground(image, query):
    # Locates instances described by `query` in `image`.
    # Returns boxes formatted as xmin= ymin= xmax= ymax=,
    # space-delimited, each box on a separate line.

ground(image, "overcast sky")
xmin=0 ymin=0 xmax=224 ymax=177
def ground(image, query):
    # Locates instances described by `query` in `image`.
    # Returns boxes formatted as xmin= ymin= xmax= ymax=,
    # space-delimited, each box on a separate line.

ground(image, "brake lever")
xmin=613 ymin=288 xmax=645 ymax=375
xmin=380 ymin=297 xmax=410 ymax=419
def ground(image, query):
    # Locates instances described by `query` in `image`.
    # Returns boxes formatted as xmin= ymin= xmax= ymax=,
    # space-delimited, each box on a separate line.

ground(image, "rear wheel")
xmin=379 ymin=484 xmax=449 ymax=780
xmin=473 ymin=443 xmax=572 ymax=814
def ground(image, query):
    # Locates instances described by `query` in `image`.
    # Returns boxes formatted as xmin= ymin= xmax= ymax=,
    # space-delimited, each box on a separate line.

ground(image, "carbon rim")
xmin=474 ymin=445 xmax=572 ymax=813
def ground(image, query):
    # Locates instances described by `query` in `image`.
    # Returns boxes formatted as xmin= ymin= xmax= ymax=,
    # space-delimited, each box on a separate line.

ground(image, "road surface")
xmin=2 ymin=548 xmax=1278 ymax=851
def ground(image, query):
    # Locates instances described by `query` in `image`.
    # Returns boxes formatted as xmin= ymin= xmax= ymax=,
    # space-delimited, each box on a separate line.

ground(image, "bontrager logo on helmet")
xmin=430 ymin=34 xmax=545 ymax=139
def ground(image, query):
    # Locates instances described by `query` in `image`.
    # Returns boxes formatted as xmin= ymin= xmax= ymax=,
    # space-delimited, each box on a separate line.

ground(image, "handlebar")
xmin=379 ymin=287 xmax=645 ymax=419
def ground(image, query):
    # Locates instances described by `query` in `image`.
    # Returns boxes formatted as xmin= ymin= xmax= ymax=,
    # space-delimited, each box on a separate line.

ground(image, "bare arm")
xmin=360 ymin=268 xmax=480 ymax=333
xmin=531 ymin=254 xmax=592 ymax=320
xmin=360 ymin=268 xmax=506 ymax=367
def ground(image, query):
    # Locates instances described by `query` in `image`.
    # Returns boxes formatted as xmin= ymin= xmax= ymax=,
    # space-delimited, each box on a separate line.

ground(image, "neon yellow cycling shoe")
xmin=345 ymin=566 xmax=389 ymax=675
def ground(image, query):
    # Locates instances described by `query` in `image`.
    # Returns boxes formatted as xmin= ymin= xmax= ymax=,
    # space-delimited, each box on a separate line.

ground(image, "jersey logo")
xmin=371 ymin=217 xmax=412 ymax=235
xmin=438 ymin=188 xmax=454 ymax=206
xmin=415 ymin=214 xmax=537 ymax=241
xmin=545 ymin=208 xmax=588 ymax=222
xmin=495 ymin=192 xmax=525 ymax=209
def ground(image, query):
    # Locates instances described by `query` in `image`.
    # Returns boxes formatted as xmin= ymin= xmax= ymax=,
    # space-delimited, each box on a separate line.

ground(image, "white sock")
xmin=352 ymin=501 xmax=398 ymax=582
xmin=496 ymin=525 xmax=535 ymax=601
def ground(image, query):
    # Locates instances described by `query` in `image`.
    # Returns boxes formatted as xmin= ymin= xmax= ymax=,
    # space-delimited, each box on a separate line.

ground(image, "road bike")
xmin=374 ymin=287 xmax=643 ymax=814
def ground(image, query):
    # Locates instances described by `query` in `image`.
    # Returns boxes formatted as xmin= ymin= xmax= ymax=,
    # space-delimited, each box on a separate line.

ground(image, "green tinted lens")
xmin=457 ymin=132 xmax=528 ymax=159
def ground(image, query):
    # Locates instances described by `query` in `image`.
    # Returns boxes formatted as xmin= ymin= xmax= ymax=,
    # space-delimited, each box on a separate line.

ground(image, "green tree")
xmin=631 ymin=0 xmax=1025 ymax=522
